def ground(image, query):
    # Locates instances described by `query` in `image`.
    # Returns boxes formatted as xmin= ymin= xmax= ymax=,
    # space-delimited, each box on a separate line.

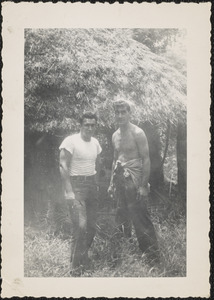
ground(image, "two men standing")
xmin=59 ymin=102 xmax=159 ymax=276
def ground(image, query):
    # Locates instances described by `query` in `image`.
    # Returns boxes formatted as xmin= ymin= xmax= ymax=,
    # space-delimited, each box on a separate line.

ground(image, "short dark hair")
xmin=79 ymin=111 xmax=98 ymax=125
xmin=113 ymin=99 xmax=131 ymax=112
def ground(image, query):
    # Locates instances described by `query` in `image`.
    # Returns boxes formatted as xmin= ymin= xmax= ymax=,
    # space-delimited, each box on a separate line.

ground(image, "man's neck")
xmin=119 ymin=122 xmax=131 ymax=134
xmin=80 ymin=132 xmax=91 ymax=142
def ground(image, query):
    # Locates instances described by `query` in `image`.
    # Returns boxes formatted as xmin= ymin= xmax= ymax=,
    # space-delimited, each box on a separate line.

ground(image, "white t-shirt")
xmin=59 ymin=133 xmax=102 ymax=176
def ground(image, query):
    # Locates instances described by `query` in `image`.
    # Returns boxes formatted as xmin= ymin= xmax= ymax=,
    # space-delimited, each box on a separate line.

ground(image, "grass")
xmin=24 ymin=200 xmax=186 ymax=278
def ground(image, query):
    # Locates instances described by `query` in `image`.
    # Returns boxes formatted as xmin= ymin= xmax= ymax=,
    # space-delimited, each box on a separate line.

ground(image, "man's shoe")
xmin=70 ymin=265 xmax=83 ymax=277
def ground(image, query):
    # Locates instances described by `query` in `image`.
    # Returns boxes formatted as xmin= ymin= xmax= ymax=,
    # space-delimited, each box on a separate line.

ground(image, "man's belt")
xmin=71 ymin=175 xmax=95 ymax=182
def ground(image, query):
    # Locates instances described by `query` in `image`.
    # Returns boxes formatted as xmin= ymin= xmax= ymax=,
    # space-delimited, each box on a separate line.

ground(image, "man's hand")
xmin=137 ymin=186 xmax=149 ymax=202
xmin=64 ymin=191 xmax=75 ymax=200
xmin=107 ymin=185 xmax=114 ymax=198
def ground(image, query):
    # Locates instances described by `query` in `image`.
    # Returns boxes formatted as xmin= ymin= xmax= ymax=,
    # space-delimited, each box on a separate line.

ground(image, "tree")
xmin=132 ymin=29 xmax=179 ymax=53
xmin=177 ymin=119 xmax=187 ymax=201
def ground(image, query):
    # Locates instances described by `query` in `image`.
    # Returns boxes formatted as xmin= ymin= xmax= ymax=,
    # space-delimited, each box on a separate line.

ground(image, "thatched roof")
xmin=25 ymin=28 xmax=186 ymax=134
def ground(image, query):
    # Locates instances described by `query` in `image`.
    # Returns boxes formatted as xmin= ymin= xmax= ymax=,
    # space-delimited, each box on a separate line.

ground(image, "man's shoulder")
xmin=112 ymin=129 xmax=120 ymax=141
xmin=131 ymin=124 xmax=146 ymax=138
xmin=62 ymin=133 xmax=79 ymax=143
xmin=91 ymin=136 xmax=100 ymax=144
xmin=112 ymin=129 xmax=120 ymax=137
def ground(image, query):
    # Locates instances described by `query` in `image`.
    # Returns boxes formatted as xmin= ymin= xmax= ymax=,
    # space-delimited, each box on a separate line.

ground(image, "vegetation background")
xmin=24 ymin=28 xmax=187 ymax=277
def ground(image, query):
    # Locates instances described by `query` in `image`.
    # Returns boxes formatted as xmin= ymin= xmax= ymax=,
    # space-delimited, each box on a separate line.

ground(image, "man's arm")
xmin=59 ymin=149 xmax=75 ymax=200
xmin=109 ymin=151 xmax=117 ymax=186
xmin=136 ymin=130 xmax=151 ymax=197
xmin=108 ymin=134 xmax=118 ymax=194
xmin=95 ymin=153 xmax=102 ymax=185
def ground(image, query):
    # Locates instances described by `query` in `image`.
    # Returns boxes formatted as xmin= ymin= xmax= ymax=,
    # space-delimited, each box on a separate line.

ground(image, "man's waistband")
xmin=70 ymin=175 xmax=95 ymax=182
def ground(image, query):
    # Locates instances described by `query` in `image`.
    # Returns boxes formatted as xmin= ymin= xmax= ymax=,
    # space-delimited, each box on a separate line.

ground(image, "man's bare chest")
xmin=114 ymin=134 xmax=137 ymax=153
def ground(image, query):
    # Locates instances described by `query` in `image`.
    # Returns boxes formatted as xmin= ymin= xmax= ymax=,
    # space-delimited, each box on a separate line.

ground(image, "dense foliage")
xmin=132 ymin=29 xmax=182 ymax=53
xmin=25 ymin=29 xmax=186 ymax=134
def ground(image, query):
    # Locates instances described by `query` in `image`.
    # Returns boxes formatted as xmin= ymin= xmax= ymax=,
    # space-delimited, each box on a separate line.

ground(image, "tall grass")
xmin=24 ymin=201 xmax=186 ymax=277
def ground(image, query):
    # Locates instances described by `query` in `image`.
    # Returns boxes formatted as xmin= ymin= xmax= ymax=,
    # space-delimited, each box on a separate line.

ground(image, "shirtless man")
xmin=108 ymin=99 xmax=159 ymax=262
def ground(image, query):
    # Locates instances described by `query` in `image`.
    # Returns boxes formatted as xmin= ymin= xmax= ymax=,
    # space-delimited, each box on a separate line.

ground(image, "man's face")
xmin=81 ymin=118 xmax=97 ymax=140
xmin=114 ymin=105 xmax=130 ymax=125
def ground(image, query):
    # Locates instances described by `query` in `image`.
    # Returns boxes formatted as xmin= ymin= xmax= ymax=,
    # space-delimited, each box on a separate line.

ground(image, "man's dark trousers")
xmin=114 ymin=172 xmax=159 ymax=260
xmin=67 ymin=176 xmax=98 ymax=272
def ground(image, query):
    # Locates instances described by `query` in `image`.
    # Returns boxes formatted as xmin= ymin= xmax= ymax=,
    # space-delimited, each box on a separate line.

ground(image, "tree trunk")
xmin=177 ymin=121 xmax=187 ymax=200
xmin=141 ymin=122 xmax=164 ymax=189
xmin=24 ymin=132 xmax=63 ymax=224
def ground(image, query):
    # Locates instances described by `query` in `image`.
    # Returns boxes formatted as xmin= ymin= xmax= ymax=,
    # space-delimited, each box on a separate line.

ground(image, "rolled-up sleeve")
xmin=97 ymin=141 xmax=102 ymax=155
xmin=59 ymin=136 xmax=74 ymax=155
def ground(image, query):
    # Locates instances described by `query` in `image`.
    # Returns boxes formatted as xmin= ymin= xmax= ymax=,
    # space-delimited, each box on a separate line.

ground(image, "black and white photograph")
xmin=24 ymin=28 xmax=187 ymax=278
xmin=2 ymin=3 xmax=210 ymax=298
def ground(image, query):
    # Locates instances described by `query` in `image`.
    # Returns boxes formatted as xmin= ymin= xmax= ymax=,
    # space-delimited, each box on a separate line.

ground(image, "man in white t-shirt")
xmin=59 ymin=112 xmax=102 ymax=276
